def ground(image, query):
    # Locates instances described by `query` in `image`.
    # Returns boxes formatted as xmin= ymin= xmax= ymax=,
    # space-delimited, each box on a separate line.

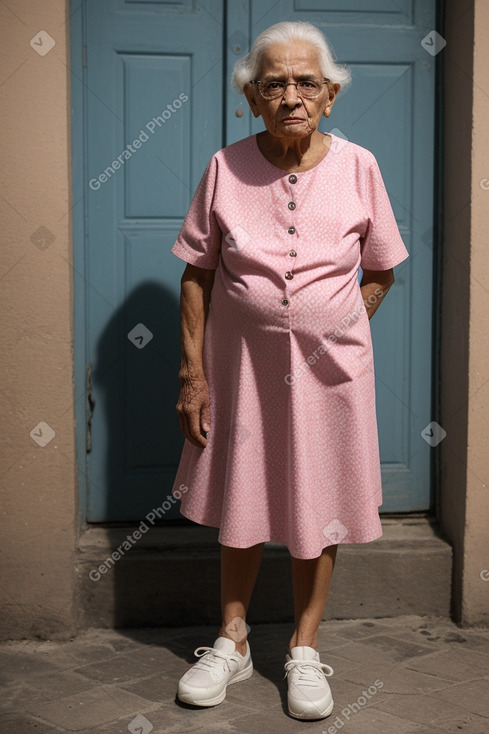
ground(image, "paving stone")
xmin=373 ymin=690 xmax=474 ymax=725
xmin=405 ymin=646 xmax=489 ymax=680
xmin=320 ymin=619 xmax=400 ymax=642
xmin=391 ymin=621 xmax=489 ymax=655
xmin=355 ymin=634 xmax=436 ymax=661
xmin=2 ymin=616 xmax=489 ymax=733
xmin=223 ymin=670 xmax=283 ymax=711
xmin=316 ymin=632 xmax=360 ymax=651
xmin=70 ymin=628 xmax=144 ymax=655
xmin=54 ymin=641 xmax=130 ymax=665
xmin=319 ymin=705 xmax=427 ymax=733
xmin=74 ymin=708 xmax=204 ymax=734
xmin=7 ymin=641 xmax=83 ymax=671
xmin=448 ymin=630 xmax=489 ymax=650
xmin=25 ymin=686 xmax=159 ymax=731
xmin=0 ymin=713 xmax=61 ymax=733
xmin=322 ymin=656 xmax=366 ymax=680
xmin=109 ymin=627 xmax=192 ymax=646
xmin=327 ymin=677 xmax=384 ymax=714
xmin=74 ymin=652 xmax=163 ymax=684
xmin=320 ymin=638 xmax=413 ymax=669
xmin=226 ymin=702 xmax=327 ymax=734
xmin=340 ymin=659 xmax=455 ymax=694
xmin=119 ymin=673 xmax=177 ymax=703
xmin=152 ymin=633 xmax=226 ymax=666
xmin=429 ymin=677 xmax=489 ymax=717
xmin=127 ymin=642 xmax=197 ymax=672
xmin=0 ymin=649 xmax=66 ymax=680
xmin=1 ymin=670 xmax=97 ymax=709
xmin=140 ymin=697 xmax=259 ymax=733
xmin=412 ymin=721 xmax=488 ymax=734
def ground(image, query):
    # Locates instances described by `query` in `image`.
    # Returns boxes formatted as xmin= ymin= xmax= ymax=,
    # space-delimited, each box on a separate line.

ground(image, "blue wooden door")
xmin=81 ymin=0 xmax=224 ymax=520
xmin=227 ymin=0 xmax=437 ymax=511
xmin=76 ymin=0 xmax=437 ymax=521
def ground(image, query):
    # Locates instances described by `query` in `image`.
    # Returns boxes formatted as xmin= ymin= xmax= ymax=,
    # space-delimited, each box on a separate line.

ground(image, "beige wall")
xmin=0 ymin=1 xmax=77 ymax=638
xmin=440 ymin=0 xmax=489 ymax=626
xmin=466 ymin=0 xmax=489 ymax=624
xmin=0 ymin=0 xmax=488 ymax=639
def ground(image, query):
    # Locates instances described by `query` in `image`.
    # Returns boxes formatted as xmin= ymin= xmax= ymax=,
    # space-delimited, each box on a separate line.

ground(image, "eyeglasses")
xmin=249 ymin=78 xmax=330 ymax=100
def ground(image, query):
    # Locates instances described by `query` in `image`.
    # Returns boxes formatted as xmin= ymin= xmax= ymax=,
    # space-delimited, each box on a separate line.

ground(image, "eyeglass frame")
xmin=249 ymin=77 xmax=330 ymax=100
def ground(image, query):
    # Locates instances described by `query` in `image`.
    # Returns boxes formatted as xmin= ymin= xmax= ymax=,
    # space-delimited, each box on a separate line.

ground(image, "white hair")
xmin=231 ymin=21 xmax=352 ymax=95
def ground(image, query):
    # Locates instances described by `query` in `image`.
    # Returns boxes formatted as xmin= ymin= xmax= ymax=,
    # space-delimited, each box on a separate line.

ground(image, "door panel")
xmin=84 ymin=0 xmax=224 ymax=520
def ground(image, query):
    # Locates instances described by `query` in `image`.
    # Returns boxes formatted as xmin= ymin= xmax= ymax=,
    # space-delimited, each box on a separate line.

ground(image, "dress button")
xmin=288 ymin=174 xmax=298 ymax=184
xmin=288 ymin=201 xmax=296 ymax=210
xmin=282 ymin=299 xmax=289 ymax=306
xmin=289 ymin=250 xmax=297 ymax=257
xmin=288 ymin=226 xmax=296 ymax=235
xmin=285 ymin=271 xmax=293 ymax=280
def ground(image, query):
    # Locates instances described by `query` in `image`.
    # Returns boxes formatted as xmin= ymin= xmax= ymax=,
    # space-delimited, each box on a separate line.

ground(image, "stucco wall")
xmin=0 ymin=1 xmax=77 ymax=638
xmin=461 ymin=0 xmax=489 ymax=625
xmin=440 ymin=0 xmax=489 ymax=625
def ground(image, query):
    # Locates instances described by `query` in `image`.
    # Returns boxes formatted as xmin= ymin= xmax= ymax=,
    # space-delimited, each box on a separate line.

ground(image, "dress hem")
xmin=176 ymin=505 xmax=383 ymax=560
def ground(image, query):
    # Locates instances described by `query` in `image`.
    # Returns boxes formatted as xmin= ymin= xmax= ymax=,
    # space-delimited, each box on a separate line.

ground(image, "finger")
xmin=176 ymin=405 xmax=204 ymax=448
xmin=187 ymin=410 xmax=207 ymax=448
xmin=201 ymin=400 xmax=211 ymax=433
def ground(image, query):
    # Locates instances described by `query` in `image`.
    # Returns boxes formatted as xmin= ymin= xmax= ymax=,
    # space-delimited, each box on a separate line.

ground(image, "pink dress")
xmin=170 ymin=131 xmax=409 ymax=559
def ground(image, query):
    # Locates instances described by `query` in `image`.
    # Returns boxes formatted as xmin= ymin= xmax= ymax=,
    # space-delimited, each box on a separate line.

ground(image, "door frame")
xmin=71 ymin=0 xmax=89 ymax=525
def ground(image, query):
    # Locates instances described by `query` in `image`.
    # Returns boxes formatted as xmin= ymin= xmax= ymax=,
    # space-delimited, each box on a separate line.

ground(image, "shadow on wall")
xmin=91 ymin=279 xmax=204 ymax=625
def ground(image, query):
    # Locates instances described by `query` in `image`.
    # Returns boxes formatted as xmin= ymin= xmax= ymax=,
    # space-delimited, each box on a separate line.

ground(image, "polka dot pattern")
xmin=170 ymin=132 xmax=409 ymax=560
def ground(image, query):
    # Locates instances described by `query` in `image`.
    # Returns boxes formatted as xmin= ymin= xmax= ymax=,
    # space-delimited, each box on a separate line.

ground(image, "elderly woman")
xmin=171 ymin=20 xmax=408 ymax=721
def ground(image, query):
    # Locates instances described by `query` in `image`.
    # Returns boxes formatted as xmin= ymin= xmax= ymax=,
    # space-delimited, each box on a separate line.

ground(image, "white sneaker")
xmin=284 ymin=645 xmax=334 ymax=720
xmin=177 ymin=636 xmax=253 ymax=706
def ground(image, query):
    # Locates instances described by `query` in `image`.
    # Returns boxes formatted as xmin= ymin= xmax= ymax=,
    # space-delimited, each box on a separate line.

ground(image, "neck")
xmin=259 ymin=129 xmax=323 ymax=166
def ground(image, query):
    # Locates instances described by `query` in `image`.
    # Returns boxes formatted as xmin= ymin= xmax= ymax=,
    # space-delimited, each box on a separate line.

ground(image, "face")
xmin=244 ymin=41 xmax=340 ymax=139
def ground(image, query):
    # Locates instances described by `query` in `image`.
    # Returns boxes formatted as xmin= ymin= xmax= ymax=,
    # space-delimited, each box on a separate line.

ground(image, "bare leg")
xmin=218 ymin=542 xmax=265 ymax=655
xmin=288 ymin=545 xmax=338 ymax=652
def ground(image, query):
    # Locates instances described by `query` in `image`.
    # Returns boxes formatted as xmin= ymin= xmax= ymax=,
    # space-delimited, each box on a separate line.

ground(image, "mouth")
xmin=282 ymin=117 xmax=305 ymax=122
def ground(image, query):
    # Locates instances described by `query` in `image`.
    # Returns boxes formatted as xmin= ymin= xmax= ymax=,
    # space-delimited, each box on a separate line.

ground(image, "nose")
xmin=282 ymin=83 xmax=302 ymax=106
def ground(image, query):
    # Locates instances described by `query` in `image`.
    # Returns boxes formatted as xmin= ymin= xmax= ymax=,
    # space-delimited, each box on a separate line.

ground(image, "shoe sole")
xmin=177 ymin=661 xmax=253 ymax=707
xmin=288 ymin=697 xmax=334 ymax=720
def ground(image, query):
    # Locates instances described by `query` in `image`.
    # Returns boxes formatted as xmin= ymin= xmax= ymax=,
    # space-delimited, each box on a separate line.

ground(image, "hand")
xmin=176 ymin=374 xmax=211 ymax=449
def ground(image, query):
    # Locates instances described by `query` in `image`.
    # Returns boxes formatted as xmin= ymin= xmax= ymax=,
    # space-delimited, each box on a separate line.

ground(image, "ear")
xmin=243 ymin=83 xmax=262 ymax=119
xmin=323 ymin=82 xmax=341 ymax=118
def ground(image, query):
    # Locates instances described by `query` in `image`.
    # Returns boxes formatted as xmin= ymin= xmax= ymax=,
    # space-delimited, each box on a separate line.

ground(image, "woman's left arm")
xmin=360 ymin=268 xmax=395 ymax=320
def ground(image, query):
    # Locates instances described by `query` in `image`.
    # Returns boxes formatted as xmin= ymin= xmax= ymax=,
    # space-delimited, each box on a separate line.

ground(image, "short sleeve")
xmin=360 ymin=153 xmax=409 ymax=271
xmin=171 ymin=154 xmax=222 ymax=270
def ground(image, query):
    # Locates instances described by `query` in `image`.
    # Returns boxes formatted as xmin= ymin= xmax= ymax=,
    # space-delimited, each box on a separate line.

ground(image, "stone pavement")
xmin=1 ymin=615 xmax=489 ymax=734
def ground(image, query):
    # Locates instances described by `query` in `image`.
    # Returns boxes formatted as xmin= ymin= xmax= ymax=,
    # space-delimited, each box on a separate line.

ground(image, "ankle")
xmin=218 ymin=627 xmax=248 ymax=655
xmin=289 ymin=635 xmax=318 ymax=653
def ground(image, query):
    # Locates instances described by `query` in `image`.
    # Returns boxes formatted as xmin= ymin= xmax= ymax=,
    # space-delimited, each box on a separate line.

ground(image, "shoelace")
xmin=284 ymin=659 xmax=334 ymax=686
xmin=192 ymin=646 xmax=240 ymax=674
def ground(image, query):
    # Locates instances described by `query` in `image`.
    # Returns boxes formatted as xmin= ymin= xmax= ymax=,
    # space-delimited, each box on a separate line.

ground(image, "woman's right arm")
xmin=176 ymin=263 xmax=216 ymax=449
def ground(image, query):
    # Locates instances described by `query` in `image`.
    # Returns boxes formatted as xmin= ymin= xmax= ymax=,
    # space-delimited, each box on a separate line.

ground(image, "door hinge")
xmin=86 ymin=361 xmax=95 ymax=453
